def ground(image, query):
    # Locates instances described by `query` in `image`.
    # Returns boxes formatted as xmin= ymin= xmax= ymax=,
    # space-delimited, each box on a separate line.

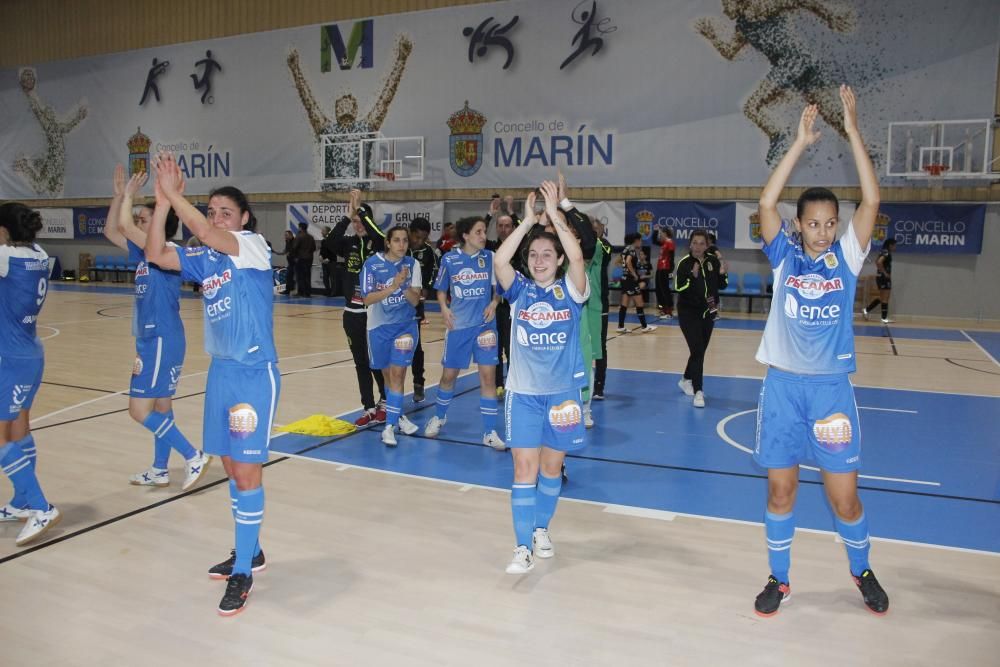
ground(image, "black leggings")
xmin=495 ymin=300 xmax=511 ymax=388
xmin=678 ymin=309 xmax=715 ymax=393
xmin=655 ymin=269 xmax=673 ymax=313
xmin=343 ymin=309 xmax=386 ymax=410
xmin=593 ymin=313 xmax=610 ymax=394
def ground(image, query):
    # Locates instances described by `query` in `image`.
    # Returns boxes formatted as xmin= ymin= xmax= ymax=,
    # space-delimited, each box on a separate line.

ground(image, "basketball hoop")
xmin=922 ymin=163 xmax=949 ymax=177
xmin=373 ymin=171 xmax=397 ymax=182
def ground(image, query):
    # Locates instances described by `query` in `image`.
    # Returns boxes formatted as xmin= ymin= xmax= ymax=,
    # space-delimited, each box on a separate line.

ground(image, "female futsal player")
xmin=423 ymin=216 xmax=505 ymax=450
xmin=105 ymin=165 xmax=209 ymax=490
xmin=494 ymin=181 xmax=589 ymax=574
xmin=146 ymin=152 xmax=278 ymax=616
xmin=753 ymin=86 xmax=889 ymax=616
xmin=360 ymin=226 xmax=423 ymax=447
xmin=0 ymin=202 xmax=61 ymax=546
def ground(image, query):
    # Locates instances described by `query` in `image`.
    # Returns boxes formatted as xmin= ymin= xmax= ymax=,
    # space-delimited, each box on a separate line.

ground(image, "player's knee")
xmin=512 ymin=456 xmax=538 ymax=483
xmin=830 ymin=496 xmax=862 ymax=522
xmin=767 ymin=484 xmax=797 ymax=512
xmin=128 ymin=402 xmax=152 ymax=423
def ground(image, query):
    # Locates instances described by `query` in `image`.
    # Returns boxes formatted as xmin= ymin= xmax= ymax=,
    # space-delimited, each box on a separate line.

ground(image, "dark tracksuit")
xmin=674 ymin=253 xmax=727 ymax=393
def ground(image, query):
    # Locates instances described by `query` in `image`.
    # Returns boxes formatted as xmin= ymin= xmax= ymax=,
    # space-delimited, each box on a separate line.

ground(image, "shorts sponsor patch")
xmin=229 ymin=403 xmax=259 ymax=439
xmin=132 ymin=356 xmax=143 ymax=376
xmin=394 ymin=334 xmax=415 ymax=352
xmin=813 ymin=412 xmax=852 ymax=452
xmin=477 ymin=329 xmax=498 ymax=349
xmin=548 ymin=400 xmax=582 ymax=433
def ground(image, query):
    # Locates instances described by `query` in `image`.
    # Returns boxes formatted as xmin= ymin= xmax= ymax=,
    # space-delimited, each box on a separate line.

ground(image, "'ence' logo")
xmin=784 ymin=273 xmax=843 ymax=300
xmin=201 ymin=270 xmax=233 ymax=299
xmin=229 ymin=403 xmax=258 ymax=439
xmin=517 ymin=302 xmax=571 ymax=329
xmin=321 ymin=20 xmax=373 ymax=72
xmin=548 ymin=400 xmax=582 ymax=433
xmin=813 ymin=413 xmax=852 ymax=452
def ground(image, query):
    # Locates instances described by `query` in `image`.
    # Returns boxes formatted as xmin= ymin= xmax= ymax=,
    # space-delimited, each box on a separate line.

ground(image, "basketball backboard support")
xmin=887 ymin=119 xmax=995 ymax=179
xmin=318 ymin=132 xmax=424 ymax=187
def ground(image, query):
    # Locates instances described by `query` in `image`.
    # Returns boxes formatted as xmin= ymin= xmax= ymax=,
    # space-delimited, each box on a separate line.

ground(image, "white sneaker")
xmin=616 ymin=327 xmax=629 ymax=333
xmin=0 ymin=503 xmax=30 ymax=522
xmin=505 ymin=545 xmax=534 ymax=574
xmin=693 ymin=391 xmax=705 ymax=408
xmin=181 ymin=452 xmax=211 ymax=491
xmin=861 ymin=308 xmax=870 ymax=321
xmin=424 ymin=415 xmax=446 ymax=438
xmin=397 ymin=414 xmax=419 ymax=435
xmin=381 ymin=425 xmax=397 ymax=447
xmin=678 ymin=378 xmax=694 ymax=396
xmin=532 ymin=528 xmax=554 ymax=559
xmin=129 ymin=467 xmax=169 ymax=487
xmin=16 ymin=505 xmax=62 ymax=546
xmin=584 ymin=408 xmax=594 ymax=429
xmin=482 ymin=430 xmax=507 ymax=450
xmin=881 ymin=317 xmax=894 ymax=324
xmin=638 ymin=325 xmax=657 ymax=333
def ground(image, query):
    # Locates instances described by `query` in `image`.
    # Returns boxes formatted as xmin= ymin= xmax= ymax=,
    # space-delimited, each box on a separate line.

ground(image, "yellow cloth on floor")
xmin=278 ymin=415 xmax=356 ymax=436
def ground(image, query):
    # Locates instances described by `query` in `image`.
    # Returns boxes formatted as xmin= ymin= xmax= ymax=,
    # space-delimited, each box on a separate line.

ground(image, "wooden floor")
xmin=2 ymin=285 xmax=998 ymax=666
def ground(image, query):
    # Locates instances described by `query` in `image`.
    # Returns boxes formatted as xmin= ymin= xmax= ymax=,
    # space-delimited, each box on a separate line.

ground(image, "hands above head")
xmin=840 ymin=84 xmax=858 ymax=136
xmin=125 ymin=170 xmax=148 ymax=198
xmin=113 ymin=164 xmax=126 ymax=197
xmin=557 ymin=170 xmax=568 ymax=201
xmin=795 ymin=105 xmax=822 ymax=148
xmin=349 ymin=188 xmax=362 ymax=212
xmin=153 ymin=151 xmax=185 ymax=198
xmin=503 ymin=195 xmax=515 ymax=214
xmin=522 ymin=191 xmax=538 ymax=226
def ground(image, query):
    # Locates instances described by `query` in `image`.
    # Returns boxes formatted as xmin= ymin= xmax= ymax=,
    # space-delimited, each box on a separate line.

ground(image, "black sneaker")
xmin=208 ymin=549 xmax=266 ymax=579
xmin=592 ymin=392 xmax=605 ymax=401
xmin=218 ymin=573 xmax=253 ymax=616
xmin=853 ymin=569 xmax=889 ymax=614
xmin=413 ymin=384 xmax=425 ymax=403
xmin=754 ymin=576 xmax=790 ymax=617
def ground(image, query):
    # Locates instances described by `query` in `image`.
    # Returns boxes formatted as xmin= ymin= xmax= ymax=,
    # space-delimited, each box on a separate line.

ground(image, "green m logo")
xmin=321 ymin=20 xmax=374 ymax=72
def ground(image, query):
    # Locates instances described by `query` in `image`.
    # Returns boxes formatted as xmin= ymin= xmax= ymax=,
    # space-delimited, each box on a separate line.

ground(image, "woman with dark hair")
xmin=360 ymin=225 xmax=423 ymax=447
xmin=494 ymin=181 xmax=589 ymax=575
xmin=146 ymin=153 xmax=278 ymax=616
xmin=616 ymin=232 xmax=656 ymax=333
xmin=0 ymin=201 xmax=61 ymax=546
xmin=104 ymin=164 xmax=209 ymax=491
xmin=863 ymin=238 xmax=896 ymax=323
xmin=674 ymin=229 xmax=727 ymax=408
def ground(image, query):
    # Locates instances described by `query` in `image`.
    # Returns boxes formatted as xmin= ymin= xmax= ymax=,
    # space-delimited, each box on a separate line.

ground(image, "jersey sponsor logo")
xmin=515 ymin=324 xmax=568 ymax=348
xmin=12 ymin=384 xmax=31 ymax=408
xmin=516 ymin=302 xmax=571 ymax=329
xmin=132 ymin=356 xmax=144 ymax=376
xmin=135 ymin=284 xmax=148 ymax=295
xmin=229 ymin=403 xmax=259 ymax=439
xmin=783 ymin=293 xmax=841 ymax=324
xmin=813 ymin=413 xmax=852 ymax=452
xmin=201 ymin=269 xmax=233 ymax=299
xmin=784 ymin=273 xmax=843 ymax=300
xmin=452 ymin=268 xmax=490 ymax=286
xmin=476 ymin=329 xmax=497 ymax=349
xmin=394 ymin=333 xmax=415 ymax=352
xmin=135 ymin=263 xmax=149 ymax=278
xmin=824 ymin=254 xmax=839 ymax=269
xmin=21 ymin=314 xmax=37 ymax=324
xmin=548 ymin=400 xmax=582 ymax=433
xmin=206 ymin=295 xmax=232 ymax=318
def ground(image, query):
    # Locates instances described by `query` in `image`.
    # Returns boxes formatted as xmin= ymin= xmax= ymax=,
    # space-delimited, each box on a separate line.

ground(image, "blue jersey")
xmin=177 ymin=231 xmax=277 ymax=366
xmin=756 ymin=222 xmax=868 ymax=374
xmin=128 ymin=240 xmax=184 ymax=340
xmin=434 ymin=248 xmax=495 ymax=330
xmin=500 ymin=272 xmax=590 ymax=395
xmin=361 ymin=253 xmax=421 ymax=331
xmin=0 ymin=244 xmax=48 ymax=359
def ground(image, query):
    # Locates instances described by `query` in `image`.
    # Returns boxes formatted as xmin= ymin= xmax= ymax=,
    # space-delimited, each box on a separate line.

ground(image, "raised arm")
xmin=155 ymin=152 xmax=240 ymax=256
xmin=758 ymin=105 xmax=821 ymax=244
xmin=103 ymin=164 xmax=129 ymax=250
xmin=287 ymin=48 xmax=332 ymax=137
xmin=353 ymin=189 xmax=386 ymax=251
xmin=366 ymin=35 xmax=412 ymax=130
xmin=557 ymin=170 xmax=596 ymax=259
xmin=541 ymin=181 xmax=586 ymax=295
xmin=495 ymin=191 xmax=537 ymax=291
xmin=694 ymin=17 xmax=748 ymax=60
xmin=144 ymin=175 xmax=181 ymax=272
xmin=117 ymin=171 xmax=150 ymax=248
xmin=840 ymin=85 xmax=879 ymax=249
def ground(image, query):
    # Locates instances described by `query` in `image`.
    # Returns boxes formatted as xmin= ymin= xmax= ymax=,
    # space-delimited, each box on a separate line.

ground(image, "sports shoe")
xmin=754 ymin=576 xmax=790 ymax=617
xmin=496 ymin=386 xmax=505 ymax=398
xmin=424 ymin=415 xmax=446 ymax=438
xmin=615 ymin=326 xmax=629 ymax=333
xmin=354 ymin=408 xmax=378 ymax=428
xmin=853 ymin=569 xmax=889 ymax=615
xmin=413 ymin=384 xmax=425 ymax=403
xmin=584 ymin=408 xmax=594 ymax=429
xmin=16 ymin=505 xmax=62 ymax=546
xmin=693 ymin=391 xmax=705 ymax=408
xmin=678 ymin=378 xmax=694 ymax=396
xmin=182 ymin=452 xmax=211 ymax=491
xmin=638 ymin=325 xmax=657 ymax=333
xmin=208 ymin=548 xmax=267 ymax=579
xmin=381 ymin=425 xmax=397 ymax=447
xmin=129 ymin=467 xmax=169 ymax=487
xmin=0 ymin=503 xmax=30 ymax=522
xmin=218 ymin=573 xmax=253 ymax=616
xmin=592 ymin=391 xmax=605 ymax=401
xmin=505 ymin=545 xmax=534 ymax=574
xmin=397 ymin=414 xmax=419 ymax=436
xmin=880 ymin=317 xmax=894 ymax=324
xmin=373 ymin=402 xmax=387 ymax=425
xmin=862 ymin=307 xmax=870 ymax=321
xmin=561 ymin=463 xmax=568 ymax=484
xmin=532 ymin=528 xmax=554 ymax=559
xmin=482 ymin=430 xmax=506 ymax=450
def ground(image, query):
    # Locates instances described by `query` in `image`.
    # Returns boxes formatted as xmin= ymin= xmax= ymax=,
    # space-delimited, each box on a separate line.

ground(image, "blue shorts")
xmin=0 ymin=355 xmax=44 ymax=421
xmin=442 ymin=322 xmax=499 ymax=369
xmin=754 ymin=367 xmax=861 ymax=472
xmin=203 ymin=358 xmax=281 ymax=464
xmin=504 ymin=388 xmax=586 ymax=452
xmin=367 ymin=321 xmax=419 ymax=370
xmin=130 ymin=336 xmax=186 ymax=398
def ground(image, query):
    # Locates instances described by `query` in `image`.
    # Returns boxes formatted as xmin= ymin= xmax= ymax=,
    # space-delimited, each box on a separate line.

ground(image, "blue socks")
xmin=142 ymin=410 xmax=197 ymax=466
xmin=835 ymin=512 xmax=871 ymax=577
xmin=435 ymin=388 xmax=454 ymax=420
xmin=229 ymin=479 xmax=261 ymax=557
xmin=534 ymin=473 xmax=562 ymax=530
xmin=480 ymin=396 xmax=497 ymax=436
xmin=8 ymin=434 xmax=36 ymax=508
xmin=233 ymin=486 xmax=265 ymax=575
xmin=0 ymin=440 xmax=47 ymax=510
xmin=385 ymin=390 xmax=403 ymax=427
xmin=511 ymin=483 xmax=536 ymax=548
xmin=765 ymin=510 xmax=795 ymax=583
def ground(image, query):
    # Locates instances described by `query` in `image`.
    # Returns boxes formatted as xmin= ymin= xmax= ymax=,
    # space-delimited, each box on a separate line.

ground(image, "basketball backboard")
xmin=887 ymin=119 xmax=994 ymax=179
xmin=318 ymin=132 xmax=424 ymax=188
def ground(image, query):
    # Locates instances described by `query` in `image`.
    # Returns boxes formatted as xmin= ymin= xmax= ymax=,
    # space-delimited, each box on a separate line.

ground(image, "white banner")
xmin=575 ymin=200 xmax=625 ymax=246
xmin=37 ymin=208 xmax=74 ymax=239
xmin=286 ymin=202 xmax=351 ymax=238
xmin=734 ymin=200 xmax=857 ymax=249
xmin=374 ymin=201 xmax=445 ymax=240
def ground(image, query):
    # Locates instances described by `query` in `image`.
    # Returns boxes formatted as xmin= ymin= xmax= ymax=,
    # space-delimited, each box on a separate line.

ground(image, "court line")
xmin=715 ymin=409 xmax=940 ymax=487
xmin=885 ymin=324 xmax=898 ymax=356
xmin=38 ymin=325 xmax=60 ymax=341
xmin=945 ymin=358 xmax=1000 ymax=376
xmin=960 ymin=330 xmax=1000 ymax=369
xmin=41 ymin=380 xmax=119 ymax=394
